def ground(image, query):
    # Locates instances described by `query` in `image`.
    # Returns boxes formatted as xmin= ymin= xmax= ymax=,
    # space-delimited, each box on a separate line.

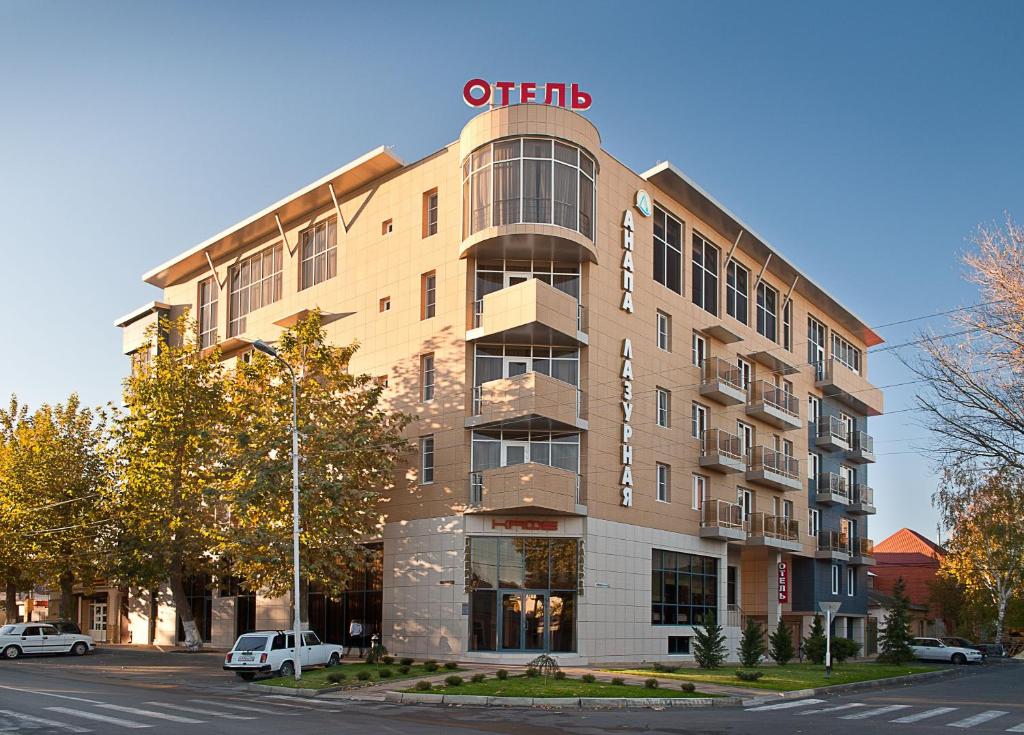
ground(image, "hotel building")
xmin=117 ymin=101 xmax=883 ymax=662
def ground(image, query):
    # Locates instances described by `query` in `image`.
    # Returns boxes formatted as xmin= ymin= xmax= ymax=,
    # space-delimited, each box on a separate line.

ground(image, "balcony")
xmin=815 ymin=530 xmax=851 ymax=561
xmin=467 ymin=279 xmax=587 ymax=346
xmin=849 ymin=484 xmax=876 ymax=515
xmin=815 ymin=415 xmax=851 ymax=452
xmin=466 ymin=372 xmax=586 ymax=431
xmin=700 ymin=500 xmax=747 ymax=542
xmin=815 ymin=473 xmax=851 ymax=505
xmin=699 ymin=358 xmax=746 ymax=406
xmin=745 ymin=446 xmax=802 ymax=492
xmin=747 ymin=512 xmax=802 ymax=552
xmin=816 ymin=358 xmax=884 ymax=417
xmin=467 ymin=464 xmax=584 ymax=515
xmin=847 ymin=431 xmax=876 ymax=464
xmin=699 ymin=429 xmax=746 ymax=474
xmin=745 ymin=381 xmax=802 ymax=431
xmin=850 ymin=538 xmax=876 ymax=566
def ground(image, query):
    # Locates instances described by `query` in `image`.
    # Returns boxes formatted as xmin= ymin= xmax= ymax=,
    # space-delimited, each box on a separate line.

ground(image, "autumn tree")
xmin=106 ymin=315 xmax=225 ymax=648
xmin=938 ymin=466 xmax=1024 ymax=645
xmin=218 ymin=312 xmax=410 ymax=604
xmin=0 ymin=396 xmax=38 ymax=622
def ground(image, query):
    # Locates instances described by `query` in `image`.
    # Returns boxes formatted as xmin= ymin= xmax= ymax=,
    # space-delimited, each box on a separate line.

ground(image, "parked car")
xmin=42 ymin=620 xmax=83 ymax=635
xmin=976 ymin=642 xmax=1006 ymax=658
xmin=941 ymin=637 xmax=987 ymax=661
xmin=223 ymin=630 xmax=342 ymax=681
xmin=911 ymin=637 xmax=983 ymax=665
xmin=0 ymin=623 xmax=95 ymax=659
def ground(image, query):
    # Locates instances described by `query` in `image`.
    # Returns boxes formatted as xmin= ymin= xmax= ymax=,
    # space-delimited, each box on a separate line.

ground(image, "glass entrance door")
xmin=500 ymin=591 xmax=547 ymax=651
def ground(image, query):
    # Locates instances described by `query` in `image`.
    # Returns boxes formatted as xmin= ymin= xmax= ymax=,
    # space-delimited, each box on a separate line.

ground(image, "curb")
xmin=247 ymin=682 xmax=349 ymax=697
xmin=740 ymin=666 xmax=964 ymax=706
xmin=382 ymin=691 xmax=741 ymax=709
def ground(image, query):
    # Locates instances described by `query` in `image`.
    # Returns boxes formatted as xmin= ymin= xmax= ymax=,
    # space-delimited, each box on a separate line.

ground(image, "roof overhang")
xmin=643 ymin=161 xmax=883 ymax=348
xmin=114 ymin=301 xmax=170 ymax=328
xmin=143 ymin=146 xmax=404 ymax=288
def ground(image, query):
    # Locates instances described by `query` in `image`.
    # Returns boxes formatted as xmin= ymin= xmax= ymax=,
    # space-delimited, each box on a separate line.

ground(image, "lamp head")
xmin=251 ymin=339 xmax=278 ymax=358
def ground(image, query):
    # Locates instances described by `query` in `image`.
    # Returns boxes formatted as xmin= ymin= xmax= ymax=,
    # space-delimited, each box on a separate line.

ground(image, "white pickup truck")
xmin=223 ymin=630 xmax=342 ymax=680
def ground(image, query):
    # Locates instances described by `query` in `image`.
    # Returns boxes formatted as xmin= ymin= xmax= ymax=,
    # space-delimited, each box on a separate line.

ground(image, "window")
xmin=808 ymin=316 xmax=827 ymax=373
xmin=656 ymin=463 xmax=670 ymax=503
xmin=653 ymin=206 xmax=683 ymax=293
xmin=651 ymin=549 xmax=718 ymax=625
xmin=299 ymin=218 xmax=338 ymax=289
xmin=668 ymin=636 xmax=691 ymax=655
xmin=420 ymin=436 xmax=435 ymax=484
xmin=808 ymin=395 xmax=821 ymax=424
xmin=847 ymin=567 xmax=855 ymax=597
xmin=726 ymin=260 xmax=749 ymax=325
xmin=691 ymin=474 xmax=707 ymax=511
xmin=691 ymin=332 xmax=706 ymax=368
xmin=736 ymin=421 xmax=754 ymax=458
xmin=782 ymin=439 xmax=794 ymax=459
xmin=197 ymin=276 xmax=218 ymax=349
xmin=832 ymin=333 xmax=862 ymax=374
xmin=727 ymin=566 xmax=737 ymax=605
xmin=691 ymin=402 xmax=708 ymax=439
xmin=840 ymin=464 xmax=855 ymax=491
xmin=782 ymin=299 xmax=793 ymax=351
xmin=840 ymin=413 xmax=855 ymax=442
xmin=227 ymin=244 xmax=283 ymax=337
xmin=691 ymin=231 xmax=719 ymax=315
xmin=831 ymin=564 xmax=840 ymax=595
xmin=809 ymin=453 xmax=820 ymax=480
xmin=379 ymin=296 xmax=391 ymax=312
xmin=473 ymin=344 xmax=579 ymax=388
xmin=421 ymin=271 xmax=436 ymax=319
xmin=422 ymin=189 xmax=438 ymax=237
xmin=656 ymin=311 xmax=672 ymax=352
xmin=471 ymin=430 xmax=579 ymax=474
xmin=462 ymin=137 xmax=596 ymax=239
xmin=736 ymin=357 xmax=753 ymax=390
xmin=382 ymin=218 xmax=393 ymax=235
xmin=420 ymin=353 xmax=435 ymax=401
xmin=756 ymin=282 xmax=778 ymax=342
xmin=782 ymin=499 xmax=793 ymax=519
xmin=657 ymin=388 xmax=671 ymax=428
xmin=809 ymin=508 xmax=821 ymax=537
xmin=737 ymin=487 xmax=753 ymax=522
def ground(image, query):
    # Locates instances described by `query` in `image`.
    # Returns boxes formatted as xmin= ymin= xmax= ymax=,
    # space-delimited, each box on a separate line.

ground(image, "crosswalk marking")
xmin=45 ymin=707 xmax=151 ymax=729
xmin=948 ymin=710 xmax=1009 ymax=728
xmin=747 ymin=698 xmax=824 ymax=712
xmin=891 ymin=707 xmax=959 ymax=723
xmin=1004 ymin=723 xmax=1024 ymax=732
xmin=840 ymin=704 xmax=912 ymax=720
xmin=0 ymin=709 xmax=92 ymax=733
xmin=189 ymin=699 xmax=300 ymax=716
xmin=143 ymin=701 xmax=257 ymax=720
xmin=95 ymin=704 xmax=205 ymax=724
xmin=798 ymin=703 xmax=867 ymax=715
xmin=264 ymin=695 xmax=344 ymax=709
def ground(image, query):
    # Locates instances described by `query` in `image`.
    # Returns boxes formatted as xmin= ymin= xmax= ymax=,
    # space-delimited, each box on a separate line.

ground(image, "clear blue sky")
xmin=2 ymin=1 xmax=1022 ymax=542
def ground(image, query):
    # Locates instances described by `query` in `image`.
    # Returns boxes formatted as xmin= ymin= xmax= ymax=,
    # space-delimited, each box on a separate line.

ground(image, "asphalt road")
xmin=0 ymin=648 xmax=1019 ymax=734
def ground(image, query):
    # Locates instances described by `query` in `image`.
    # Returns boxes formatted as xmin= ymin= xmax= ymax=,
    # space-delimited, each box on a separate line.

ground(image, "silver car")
xmin=0 ymin=623 xmax=95 ymax=659
xmin=911 ymin=637 xmax=983 ymax=665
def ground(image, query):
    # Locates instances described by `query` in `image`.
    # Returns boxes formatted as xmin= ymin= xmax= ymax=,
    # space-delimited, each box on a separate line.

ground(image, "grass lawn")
xmin=407 ymin=674 xmax=717 ymax=699
xmin=259 ymin=662 xmax=461 ymax=690
xmin=605 ymin=662 xmax=942 ymax=691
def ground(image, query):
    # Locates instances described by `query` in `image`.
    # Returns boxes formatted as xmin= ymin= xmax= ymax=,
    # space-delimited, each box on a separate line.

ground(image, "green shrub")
xmin=378 ymin=668 xmax=393 ymax=678
xmin=831 ymin=637 xmax=862 ymax=664
xmin=554 ymin=670 xmax=566 ymax=680
xmin=644 ymin=678 xmax=659 ymax=689
xmin=693 ymin=621 xmax=727 ymax=669
xmin=471 ymin=673 xmax=486 ymax=683
xmin=739 ymin=619 xmax=766 ymax=668
xmin=735 ymin=669 xmax=764 ymax=682
xmin=653 ymin=662 xmax=681 ymax=673
xmin=382 ymin=656 xmax=395 ymax=665
xmin=444 ymin=675 xmax=463 ymax=687
xmin=496 ymin=669 xmax=509 ymax=680
xmin=423 ymin=662 xmax=439 ymax=672
xmin=356 ymin=671 xmax=371 ymax=681
xmin=399 ymin=657 xmax=415 ymax=666
xmin=768 ymin=618 xmax=795 ymax=666
xmin=680 ymin=681 xmax=695 ymax=692
xmin=397 ymin=664 xmax=411 ymax=674
xmin=803 ymin=615 xmax=827 ymax=665
xmin=525 ymin=668 xmax=540 ymax=678
xmin=424 ymin=659 xmax=437 ymax=666
xmin=611 ymin=677 xmax=625 ymax=686
xmin=326 ymin=671 xmax=347 ymax=684
xmin=443 ymin=661 xmax=458 ymax=670
xmin=415 ymin=680 xmax=432 ymax=691
xmin=581 ymin=673 xmax=596 ymax=683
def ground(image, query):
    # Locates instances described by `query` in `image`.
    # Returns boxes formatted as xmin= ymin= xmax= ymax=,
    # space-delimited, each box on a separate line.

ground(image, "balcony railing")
xmin=817 ymin=415 xmax=850 ymax=445
xmin=472 ymin=292 xmax=586 ymax=334
xmin=702 ymin=429 xmax=744 ymax=462
xmin=749 ymin=512 xmax=799 ymax=541
xmin=749 ymin=380 xmax=799 ymax=419
xmin=468 ymin=468 xmax=583 ymax=509
xmin=817 ymin=530 xmax=851 ymax=554
xmin=701 ymin=499 xmax=746 ymax=530
xmin=851 ymin=431 xmax=873 ymax=454
xmin=817 ymin=472 xmax=851 ymax=500
xmin=748 ymin=446 xmax=799 ymax=480
xmin=853 ymin=484 xmax=874 ymax=506
xmin=701 ymin=357 xmax=744 ymax=392
xmin=856 ymin=537 xmax=874 ymax=557
xmin=470 ymin=377 xmax=582 ymax=420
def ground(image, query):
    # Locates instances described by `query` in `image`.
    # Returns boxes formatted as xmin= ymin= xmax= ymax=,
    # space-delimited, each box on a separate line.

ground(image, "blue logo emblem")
xmin=635 ymin=190 xmax=652 ymax=217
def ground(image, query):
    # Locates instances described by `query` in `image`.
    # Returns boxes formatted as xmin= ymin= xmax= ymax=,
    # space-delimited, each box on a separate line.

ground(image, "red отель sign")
xmin=777 ymin=561 xmax=789 ymax=603
xmin=491 ymin=519 xmax=559 ymax=531
xmin=463 ymin=79 xmax=592 ymax=110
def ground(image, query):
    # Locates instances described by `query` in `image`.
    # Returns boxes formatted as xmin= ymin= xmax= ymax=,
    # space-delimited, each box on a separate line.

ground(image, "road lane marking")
xmin=189 ymin=699 xmax=299 ymax=716
xmin=95 ymin=704 xmax=205 ymax=724
xmin=747 ymin=698 xmax=825 ymax=711
xmin=1004 ymin=723 xmax=1024 ymax=732
xmin=948 ymin=710 xmax=1009 ymax=728
xmin=0 ymin=685 xmax=103 ymax=704
xmin=891 ymin=707 xmax=959 ymax=723
xmin=0 ymin=709 xmax=92 ymax=732
xmin=840 ymin=704 xmax=912 ymax=720
xmin=143 ymin=701 xmax=257 ymax=720
xmin=798 ymin=703 xmax=867 ymax=715
xmin=45 ymin=707 xmax=151 ymax=729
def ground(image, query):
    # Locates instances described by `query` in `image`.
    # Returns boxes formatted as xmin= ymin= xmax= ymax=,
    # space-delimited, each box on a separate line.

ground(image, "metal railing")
xmin=856 ymin=537 xmax=875 ymax=557
xmin=853 ymin=483 xmax=874 ymax=506
xmin=818 ymin=472 xmax=850 ymax=500
xmin=469 ymin=471 xmax=483 ymax=504
xmin=472 ymin=298 xmax=484 ymax=328
xmin=701 ymin=428 xmax=744 ymax=461
xmin=577 ymin=303 xmax=587 ymax=333
xmin=852 ymin=431 xmax=874 ymax=453
xmin=726 ymin=603 xmax=744 ymax=628
xmin=749 ymin=380 xmax=800 ymax=418
xmin=817 ymin=415 xmax=850 ymax=444
xmin=700 ymin=357 xmax=744 ymax=391
xmin=817 ymin=529 xmax=851 ymax=553
xmin=749 ymin=512 xmax=799 ymax=541
xmin=701 ymin=499 xmax=746 ymax=530
xmin=748 ymin=445 xmax=799 ymax=479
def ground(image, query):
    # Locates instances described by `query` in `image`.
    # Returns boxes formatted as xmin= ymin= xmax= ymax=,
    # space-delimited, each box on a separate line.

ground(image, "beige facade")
xmin=119 ymin=103 xmax=881 ymax=662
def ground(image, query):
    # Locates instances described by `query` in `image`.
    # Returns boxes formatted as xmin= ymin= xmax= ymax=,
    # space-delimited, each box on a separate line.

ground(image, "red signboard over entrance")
xmin=777 ymin=561 xmax=789 ymax=603
xmin=491 ymin=519 xmax=558 ymax=531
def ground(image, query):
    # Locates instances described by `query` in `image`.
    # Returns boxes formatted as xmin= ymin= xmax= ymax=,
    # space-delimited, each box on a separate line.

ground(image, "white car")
xmin=0 ymin=623 xmax=95 ymax=659
xmin=223 ymin=630 xmax=343 ymax=680
xmin=911 ymin=637 xmax=984 ymax=665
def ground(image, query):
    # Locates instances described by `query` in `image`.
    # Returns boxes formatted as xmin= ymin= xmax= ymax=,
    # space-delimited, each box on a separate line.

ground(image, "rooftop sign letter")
xmin=463 ymin=80 xmax=592 ymax=110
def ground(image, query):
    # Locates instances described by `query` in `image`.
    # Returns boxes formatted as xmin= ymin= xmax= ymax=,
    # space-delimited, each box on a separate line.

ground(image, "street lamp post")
xmin=252 ymin=339 xmax=303 ymax=681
